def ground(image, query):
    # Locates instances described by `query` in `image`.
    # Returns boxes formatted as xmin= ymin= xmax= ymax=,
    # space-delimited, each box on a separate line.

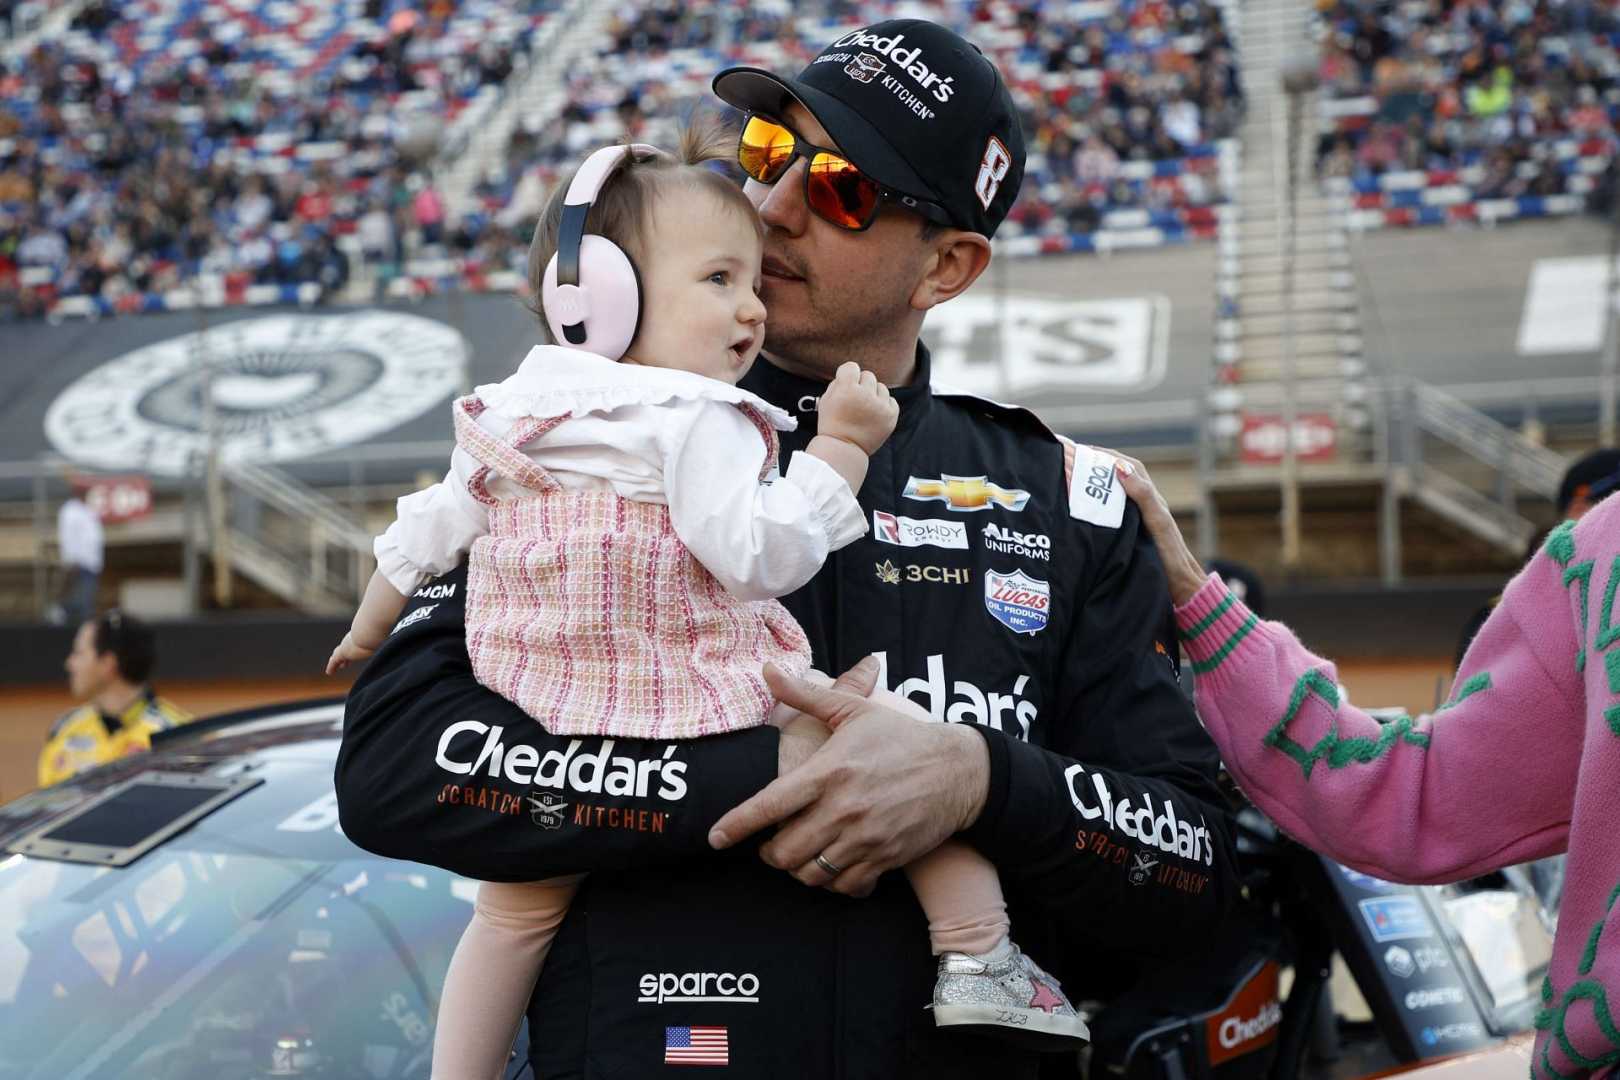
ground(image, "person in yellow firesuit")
xmin=38 ymin=609 xmax=190 ymax=788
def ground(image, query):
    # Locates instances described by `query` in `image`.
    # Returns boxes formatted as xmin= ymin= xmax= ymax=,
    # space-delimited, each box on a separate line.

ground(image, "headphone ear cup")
xmin=541 ymin=236 xmax=642 ymax=361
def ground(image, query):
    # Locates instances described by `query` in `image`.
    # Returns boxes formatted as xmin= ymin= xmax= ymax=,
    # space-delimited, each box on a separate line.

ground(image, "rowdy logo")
xmin=874 ymin=510 xmax=969 ymax=550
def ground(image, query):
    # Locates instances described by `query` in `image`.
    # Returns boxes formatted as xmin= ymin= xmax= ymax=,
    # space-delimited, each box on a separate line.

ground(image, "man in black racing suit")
xmin=336 ymin=19 xmax=1239 ymax=1079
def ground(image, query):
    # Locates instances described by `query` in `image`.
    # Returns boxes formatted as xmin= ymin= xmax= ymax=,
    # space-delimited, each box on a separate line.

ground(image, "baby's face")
xmin=627 ymin=195 xmax=767 ymax=385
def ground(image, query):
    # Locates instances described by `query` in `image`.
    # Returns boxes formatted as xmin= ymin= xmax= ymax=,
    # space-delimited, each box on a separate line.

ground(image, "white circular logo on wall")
xmin=44 ymin=311 xmax=464 ymax=476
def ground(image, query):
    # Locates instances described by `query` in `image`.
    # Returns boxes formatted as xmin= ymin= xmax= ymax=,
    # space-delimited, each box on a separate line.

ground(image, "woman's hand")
xmin=1106 ymin=452 xmax=1208 ymax=606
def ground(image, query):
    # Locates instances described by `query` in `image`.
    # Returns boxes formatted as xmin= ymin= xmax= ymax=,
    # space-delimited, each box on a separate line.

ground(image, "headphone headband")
xmin=551 ymin=143 xmax=666 ymax=349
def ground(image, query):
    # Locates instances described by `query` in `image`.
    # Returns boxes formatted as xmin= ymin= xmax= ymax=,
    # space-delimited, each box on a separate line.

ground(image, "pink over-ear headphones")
xmin=541 ymin=143 xmax=668 ymax=361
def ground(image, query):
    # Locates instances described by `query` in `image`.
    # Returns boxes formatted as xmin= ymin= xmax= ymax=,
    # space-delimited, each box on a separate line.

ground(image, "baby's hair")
xmin=525 ymin=114 xmax=762 ymax=339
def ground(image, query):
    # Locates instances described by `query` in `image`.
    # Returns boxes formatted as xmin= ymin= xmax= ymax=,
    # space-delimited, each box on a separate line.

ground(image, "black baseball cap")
xmin=713 ymin=19 xmax=1027 ymax=238
xmin=1558 ymin=447 xmax=1620 ymax=515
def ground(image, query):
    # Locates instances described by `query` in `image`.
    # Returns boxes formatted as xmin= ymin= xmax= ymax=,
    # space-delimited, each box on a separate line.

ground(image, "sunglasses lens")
xmin=739 ymin=116 xmax=796 ymax=183
xmin=808 ymin=153 xmax=881 ymax=230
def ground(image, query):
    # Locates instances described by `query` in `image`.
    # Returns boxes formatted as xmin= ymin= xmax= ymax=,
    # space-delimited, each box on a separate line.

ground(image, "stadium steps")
xmin=1 ymin=0 xmax=93 ymax=62
xmin=434 ymin=0 xmax=617 ymax=218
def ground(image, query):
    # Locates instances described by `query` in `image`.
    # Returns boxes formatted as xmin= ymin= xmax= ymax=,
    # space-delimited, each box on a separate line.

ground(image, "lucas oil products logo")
xmin=435 ymin=723 xmax=688 ymax=801
xmin=984 ymin=569 xmax=1050 ymax=635
xmin=1064 ymin=762 xmax=1215 ymax=866
xmin=873 ymin=510 xmax=969 ymax=550
xmin=904 ymin=474 xmax=1030 ymax=512
xmin=873 ymin=652 xmax=1037 ymax=739
xmin=982 ymin=522 xmax=1049 ymax=561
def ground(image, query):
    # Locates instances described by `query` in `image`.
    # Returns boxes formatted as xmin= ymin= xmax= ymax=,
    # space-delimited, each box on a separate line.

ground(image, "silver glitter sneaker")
xmin=931 ymin=942 xmax=1090 ymax=1049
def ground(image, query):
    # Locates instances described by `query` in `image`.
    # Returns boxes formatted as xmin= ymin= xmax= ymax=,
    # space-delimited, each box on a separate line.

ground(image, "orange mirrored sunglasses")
xmin=737 ymin=114 xmax=952 ymax=232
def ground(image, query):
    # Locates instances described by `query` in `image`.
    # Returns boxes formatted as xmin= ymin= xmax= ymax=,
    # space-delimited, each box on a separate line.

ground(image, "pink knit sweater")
xmin=1176 ymin=495 xmax=1620 ymax=1079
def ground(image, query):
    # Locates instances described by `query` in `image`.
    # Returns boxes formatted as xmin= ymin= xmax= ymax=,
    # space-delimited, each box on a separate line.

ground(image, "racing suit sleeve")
xmin=962 ymin=502 xmax=1240 ymax=955
xmin=662 ymin=400 xmax=866 ymax=601
xmin=334 ymin=563 xmax=781 ymax=883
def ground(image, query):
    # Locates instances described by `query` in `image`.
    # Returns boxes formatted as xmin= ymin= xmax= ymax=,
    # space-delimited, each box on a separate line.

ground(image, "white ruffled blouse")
xmin=375 ymin=345 xmax=867 ymax=602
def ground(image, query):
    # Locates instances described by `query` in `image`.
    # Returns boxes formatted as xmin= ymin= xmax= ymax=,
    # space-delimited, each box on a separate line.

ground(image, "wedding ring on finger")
xmin=814 ymin=853 xmax=844 ymax=877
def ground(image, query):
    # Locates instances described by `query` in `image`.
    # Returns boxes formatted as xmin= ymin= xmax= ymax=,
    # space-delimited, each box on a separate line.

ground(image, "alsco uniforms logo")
xmin=903 ymin=474 xmax=1030 ymax=512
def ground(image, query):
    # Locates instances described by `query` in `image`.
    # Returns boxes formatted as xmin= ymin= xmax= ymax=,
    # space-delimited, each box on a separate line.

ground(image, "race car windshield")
xmin=0 ymin=838 xmax=474 ymax=1078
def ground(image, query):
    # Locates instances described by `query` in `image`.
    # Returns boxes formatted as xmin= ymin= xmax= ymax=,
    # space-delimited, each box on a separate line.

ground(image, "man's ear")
xmin=910 ymin=231 xmax=993 ymax=311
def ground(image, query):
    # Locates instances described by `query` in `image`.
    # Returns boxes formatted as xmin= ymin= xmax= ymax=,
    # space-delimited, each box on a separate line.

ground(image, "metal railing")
xmin=1383 ymin=377 xmax=1567 ymax=560
xmin=211 ymin=459 xmax=374 ymax=614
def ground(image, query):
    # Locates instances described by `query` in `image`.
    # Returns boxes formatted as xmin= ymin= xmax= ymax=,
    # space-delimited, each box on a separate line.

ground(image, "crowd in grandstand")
xmin=480 ymin=0 xmax=1242 ymax=247
xmin=1315 ymin=0 xmax=1620 ymax=206
xmin=0 ymin=0 xmax=1245 ymax=319
xmin=0 ymin=0 xmax=553 ymax=318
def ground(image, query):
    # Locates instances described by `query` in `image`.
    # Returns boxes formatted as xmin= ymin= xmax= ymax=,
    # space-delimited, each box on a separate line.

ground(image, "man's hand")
xmin=711 ymin=660 xmax=991 ymax=897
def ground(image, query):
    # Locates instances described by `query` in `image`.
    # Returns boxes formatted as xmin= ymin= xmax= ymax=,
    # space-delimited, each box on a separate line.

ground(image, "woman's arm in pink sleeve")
xmin=1177 ymin=556 xmax=1581 ymax=884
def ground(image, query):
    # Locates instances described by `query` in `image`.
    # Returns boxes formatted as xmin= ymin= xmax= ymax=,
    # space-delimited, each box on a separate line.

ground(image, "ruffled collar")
xmin=475 ymin=345 xmax=796 ymax=431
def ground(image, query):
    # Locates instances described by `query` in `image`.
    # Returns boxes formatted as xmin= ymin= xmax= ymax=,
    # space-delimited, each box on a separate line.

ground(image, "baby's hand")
xmin=326 ymin=632 xmax=376 ymax=676
xmin=816 ymin=361 xmax=898 ymax=456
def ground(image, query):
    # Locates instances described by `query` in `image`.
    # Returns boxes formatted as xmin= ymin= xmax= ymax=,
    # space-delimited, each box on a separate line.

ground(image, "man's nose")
xmin=755 ymin=159 xmax=809 ymax=236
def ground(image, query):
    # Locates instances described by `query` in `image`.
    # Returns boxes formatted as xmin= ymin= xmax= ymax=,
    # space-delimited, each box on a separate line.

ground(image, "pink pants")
xmin=431 ymin=843 xmax=1008 ymax=1079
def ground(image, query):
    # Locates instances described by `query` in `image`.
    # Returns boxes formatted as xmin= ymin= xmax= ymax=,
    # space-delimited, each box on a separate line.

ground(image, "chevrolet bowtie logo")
xmin=903 ymin=474 xmax=1030 ymax=512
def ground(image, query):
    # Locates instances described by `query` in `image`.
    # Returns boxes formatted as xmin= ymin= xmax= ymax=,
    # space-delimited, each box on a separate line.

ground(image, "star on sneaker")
xmin=931 ymin=940 xmax=1089 ymax=1050
xmin=1028 ymin=977 xmax=1065 ymax=1014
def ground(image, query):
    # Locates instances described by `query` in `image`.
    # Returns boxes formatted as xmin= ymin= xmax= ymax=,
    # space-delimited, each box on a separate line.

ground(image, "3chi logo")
xmin=845 ymin=52 xmax=886 ymax=83
xmin=44 ymin=311 xmax=464 ymax=475
xmin=876 ymin=559 xmax=902 ymax=585
xmin=529 ymin=792 xmax=569 ymax=830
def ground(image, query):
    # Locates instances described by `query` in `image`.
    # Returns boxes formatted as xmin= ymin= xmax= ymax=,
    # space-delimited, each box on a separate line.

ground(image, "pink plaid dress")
xmin=453 ymin=396 xmax=813 ymax=740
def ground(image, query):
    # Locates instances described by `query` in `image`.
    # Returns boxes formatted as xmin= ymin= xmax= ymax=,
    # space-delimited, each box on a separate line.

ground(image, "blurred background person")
xmin=38 ymin=609 xmax=190 ymax=787
xmin=52 ymin=475 xmax=102 ymax=627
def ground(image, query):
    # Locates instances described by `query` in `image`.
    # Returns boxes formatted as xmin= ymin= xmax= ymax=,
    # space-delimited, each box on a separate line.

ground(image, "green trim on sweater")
xmin=1181 ymin=592 xmax=1236 ymax=641
xmin=1263 ymin=668 xmax=1431 ymax=780
xmin=1190 ymin=612 xmax=1258 ymax=675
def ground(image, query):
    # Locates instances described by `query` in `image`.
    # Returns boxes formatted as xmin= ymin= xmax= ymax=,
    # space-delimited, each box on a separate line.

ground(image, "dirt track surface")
xmin=0 ymin=675 xmax=352 ymax=803
xmin=0 ymin=660 xmax=1454 ymax=805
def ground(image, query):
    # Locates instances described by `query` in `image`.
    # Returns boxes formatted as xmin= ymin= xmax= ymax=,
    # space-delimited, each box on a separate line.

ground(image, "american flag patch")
xmin=664 ymin=1025 xmax=728 ymax=1066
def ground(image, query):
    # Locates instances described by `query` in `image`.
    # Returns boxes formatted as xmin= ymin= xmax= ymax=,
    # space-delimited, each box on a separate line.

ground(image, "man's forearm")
xmin=962 ymin=731 xmax=1239 ymax=954
xmin=337 ymin=666 xmax=781 ymax=882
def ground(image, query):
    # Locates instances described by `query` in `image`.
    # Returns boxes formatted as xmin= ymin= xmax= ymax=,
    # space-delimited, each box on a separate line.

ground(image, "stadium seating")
xmin=0 ymin=0 xmax=559 ymax=318
xmin=1314 ymin=0 xmax=1619 ymax=231
xmin=2 ymin=0 xmax=1243 ymax=319
xmin=471 ymin=0 xmax=1242 ymax=262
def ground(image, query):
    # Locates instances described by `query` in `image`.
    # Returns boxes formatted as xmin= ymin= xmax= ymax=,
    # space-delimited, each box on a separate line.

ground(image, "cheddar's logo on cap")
xmin=902 ymin=474 xmax=1030 ymax=512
